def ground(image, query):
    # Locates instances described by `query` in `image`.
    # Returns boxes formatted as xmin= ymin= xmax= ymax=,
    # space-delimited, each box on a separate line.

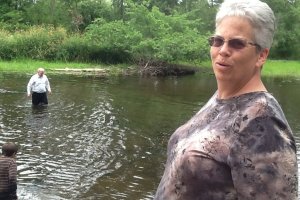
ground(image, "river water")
xmin=0 ymin=72 xmax=299 ymax=199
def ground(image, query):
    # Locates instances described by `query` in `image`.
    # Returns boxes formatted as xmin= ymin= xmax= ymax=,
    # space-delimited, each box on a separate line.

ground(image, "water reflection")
xmin=0 ymin=73 xmax=299 ymax=199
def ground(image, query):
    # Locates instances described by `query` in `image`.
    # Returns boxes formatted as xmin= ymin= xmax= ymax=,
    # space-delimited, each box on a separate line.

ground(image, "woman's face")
xmin=210 ymin=16 xmax=267 ymax=85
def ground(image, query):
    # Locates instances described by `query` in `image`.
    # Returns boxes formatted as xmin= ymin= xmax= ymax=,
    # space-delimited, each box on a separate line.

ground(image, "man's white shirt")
xmin=27 ymin=74 xmax=51 ymax=95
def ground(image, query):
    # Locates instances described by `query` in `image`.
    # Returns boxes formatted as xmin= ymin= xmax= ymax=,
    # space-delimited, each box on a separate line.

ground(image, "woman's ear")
xmin=256 ymin=48 xmax=269 ymax=68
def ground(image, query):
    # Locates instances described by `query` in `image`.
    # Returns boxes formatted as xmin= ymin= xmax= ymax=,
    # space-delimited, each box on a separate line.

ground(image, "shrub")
xmin=13 ymin=26 xmax=67 ymax=60
xmin=85 ymin=18 xmax=142 ymax=63
xmin=57 ymin=35 xmax=91 ymax=62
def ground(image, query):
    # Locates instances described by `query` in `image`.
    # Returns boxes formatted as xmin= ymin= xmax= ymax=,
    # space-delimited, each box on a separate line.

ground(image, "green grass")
xmin=0 ymin=59 xmax=299 ymax=77
xmin=199 ymin=59 xmax=300 ymax=77
xmin=262 ymin=60 xmax=300 ymax=77
xmin=0 ymin=59 xmax=94 ymax=72
xmin=0 ymin=59 xmax=131 ymax=75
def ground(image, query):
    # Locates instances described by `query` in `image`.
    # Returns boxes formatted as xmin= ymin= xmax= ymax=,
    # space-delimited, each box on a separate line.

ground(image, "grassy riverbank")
xmin=0 ymin=59 xmax=133 ymax=76
xmin=200 ymin=59 xmax=300 ymax=77
xmin=262 ymin=60 xmax=300 ymax=77
xmin=0 ymin=59 xmax=299 ymax=77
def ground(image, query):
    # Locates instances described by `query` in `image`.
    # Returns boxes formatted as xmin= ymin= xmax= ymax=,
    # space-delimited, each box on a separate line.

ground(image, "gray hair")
xmin=37 ymin=68 xmax=45 ymax=72
xmin=215 ymin=0 xmax=275 ymax=49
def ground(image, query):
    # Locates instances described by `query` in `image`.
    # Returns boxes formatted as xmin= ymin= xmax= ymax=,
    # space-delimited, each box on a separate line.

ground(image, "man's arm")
xmin=27 ymin=76 xmax=34 ymax=96
xmin=45 ymin=76 xmax=51 ymax=94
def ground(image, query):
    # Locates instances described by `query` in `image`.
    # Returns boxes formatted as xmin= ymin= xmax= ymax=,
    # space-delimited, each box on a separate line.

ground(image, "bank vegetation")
xmin=0 ymin=0 xmax=299 ymax=76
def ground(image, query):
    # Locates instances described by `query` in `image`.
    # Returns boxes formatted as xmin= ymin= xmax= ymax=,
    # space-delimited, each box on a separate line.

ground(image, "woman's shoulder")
xmin=235 ymin=91 xmax=275 ymax=104
xmin=237 ymin=91 xmax=283 ymax=116
xmin=232 ymin=92 xmax=291 ymax=135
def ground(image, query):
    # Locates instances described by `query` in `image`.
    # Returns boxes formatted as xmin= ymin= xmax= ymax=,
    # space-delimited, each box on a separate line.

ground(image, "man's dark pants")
xmin=0 ymin=192 xmax=17 ymax=200
xmin=32 ymin=92 xmax=48 ymax=105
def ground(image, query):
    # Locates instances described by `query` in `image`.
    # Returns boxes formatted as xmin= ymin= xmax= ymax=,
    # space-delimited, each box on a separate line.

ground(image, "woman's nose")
xmin=218 ymin=42 xmax=231 ymax=56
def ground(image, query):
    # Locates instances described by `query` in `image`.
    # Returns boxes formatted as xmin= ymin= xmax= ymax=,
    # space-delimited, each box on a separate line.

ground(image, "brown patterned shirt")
xmin=155 ymin=92 xmax=298 ymax=200
xmin=0 ymin=156 xmax=17 ymax=198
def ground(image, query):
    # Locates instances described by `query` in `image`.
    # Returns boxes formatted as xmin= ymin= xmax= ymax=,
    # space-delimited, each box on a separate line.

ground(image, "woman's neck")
xmin=216 ymin=75 xmax=267 ymax=99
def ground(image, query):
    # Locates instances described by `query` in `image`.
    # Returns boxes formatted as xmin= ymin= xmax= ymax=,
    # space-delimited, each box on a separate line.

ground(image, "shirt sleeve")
xmin=27 ymin=76 xmax=34 ymax=95
xmin=45 ymin=77 xmax=51 ymax=92
xmin=228 ymin=115 xmax=298 ymax=200
xmin=8 ymin=160 xmax=17 ymax=192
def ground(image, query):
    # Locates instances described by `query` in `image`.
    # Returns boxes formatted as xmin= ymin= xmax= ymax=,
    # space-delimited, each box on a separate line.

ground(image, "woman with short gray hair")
xmin=154 ymin=0 xmax=298 ymax=199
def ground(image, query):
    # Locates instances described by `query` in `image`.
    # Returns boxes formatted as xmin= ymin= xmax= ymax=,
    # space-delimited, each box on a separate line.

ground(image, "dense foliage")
xmin=0 ymin=0 xmax=299 ymax=64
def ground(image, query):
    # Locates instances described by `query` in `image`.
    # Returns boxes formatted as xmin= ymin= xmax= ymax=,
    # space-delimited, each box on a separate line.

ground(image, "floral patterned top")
xmin=154 ymin=91 xmax=298 ymax=200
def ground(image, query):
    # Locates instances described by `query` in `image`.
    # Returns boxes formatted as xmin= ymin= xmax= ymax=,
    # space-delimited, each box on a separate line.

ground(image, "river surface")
xmin=0 ymin=72 xmax=300 ymax=199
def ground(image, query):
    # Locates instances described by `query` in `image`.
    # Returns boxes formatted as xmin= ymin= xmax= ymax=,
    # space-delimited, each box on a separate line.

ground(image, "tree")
xmin=78 ymin=0 xmax=112 ymax=31
xmin=24 ymin=0 xmax=71 ymax=27
xmin=178 ymin=0 xmax=217 ymax=34
xmin=265 ymin=0 xmax=300 ymax=59
xmin=0 ymin=0 xmax=21 ymax=24
xmin=149 ymin=0 xmax=179 ymax=15
xmin=112 ymin=0 xmax=125 ymax=20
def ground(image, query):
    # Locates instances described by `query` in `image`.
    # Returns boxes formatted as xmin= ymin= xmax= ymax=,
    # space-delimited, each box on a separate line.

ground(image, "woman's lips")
xmin=216 ymin=62 xmax=230 ymax=68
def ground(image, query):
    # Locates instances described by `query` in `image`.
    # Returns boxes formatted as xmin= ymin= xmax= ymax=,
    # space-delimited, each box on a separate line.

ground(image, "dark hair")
xmin=2 ymin=142 xmax=18 ymax=157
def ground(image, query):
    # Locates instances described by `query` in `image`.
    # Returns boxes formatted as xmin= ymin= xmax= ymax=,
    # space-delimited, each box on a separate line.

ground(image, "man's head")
xmin=2 ymin=142 xmax=18 ymax=157
xmin=37 ymin=68 xmax=45 ymax=77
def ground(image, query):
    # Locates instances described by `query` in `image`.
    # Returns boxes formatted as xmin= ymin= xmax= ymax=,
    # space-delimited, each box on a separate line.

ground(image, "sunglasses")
xmin=208 ymin=36 xmax=261 ymax=50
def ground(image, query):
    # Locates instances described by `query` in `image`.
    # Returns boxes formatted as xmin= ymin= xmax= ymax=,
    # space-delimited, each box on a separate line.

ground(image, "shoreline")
xmin=0 ymin=59 xmax=300 ymax=77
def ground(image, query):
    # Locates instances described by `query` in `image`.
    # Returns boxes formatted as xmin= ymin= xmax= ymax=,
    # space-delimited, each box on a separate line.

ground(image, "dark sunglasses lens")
xmin=229 ymin=39 xmax=247 ymax=49
xmin=209 ymin=37 xmax=224 ymax=47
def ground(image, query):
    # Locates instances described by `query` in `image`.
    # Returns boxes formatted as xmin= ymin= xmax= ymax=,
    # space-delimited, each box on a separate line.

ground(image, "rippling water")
xmin=1 ymin=75 xmax=128 ymax=199
xmin=0 ymin=73 xmax=299 ymax=199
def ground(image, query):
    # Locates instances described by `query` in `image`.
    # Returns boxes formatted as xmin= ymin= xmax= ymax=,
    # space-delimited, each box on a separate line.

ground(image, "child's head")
xmin=2 ymin=142 xmax=18 ymax=157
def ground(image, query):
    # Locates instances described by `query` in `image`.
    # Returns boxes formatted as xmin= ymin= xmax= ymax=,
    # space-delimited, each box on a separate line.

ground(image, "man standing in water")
xmin=27 ymin=68 xmax=52 ymax=106
xmin=0 ymin=142 xmax=18 ymax=200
